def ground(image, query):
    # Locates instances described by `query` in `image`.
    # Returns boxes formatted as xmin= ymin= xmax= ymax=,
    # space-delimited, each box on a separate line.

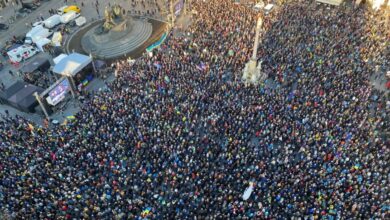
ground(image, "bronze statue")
xmin=102 ymin=4 xmax=126 ymax=32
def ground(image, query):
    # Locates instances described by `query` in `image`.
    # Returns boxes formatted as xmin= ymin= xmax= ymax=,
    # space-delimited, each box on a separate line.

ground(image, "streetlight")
xmin=33 ymin=92 xmax=50 ymax=121
xmin=61 ymin=72 xmax=77 ymax=99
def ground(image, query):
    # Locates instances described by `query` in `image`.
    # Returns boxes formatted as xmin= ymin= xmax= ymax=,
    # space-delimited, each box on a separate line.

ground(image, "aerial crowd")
xmin=0 ymin=0 xmax=389 ymax=219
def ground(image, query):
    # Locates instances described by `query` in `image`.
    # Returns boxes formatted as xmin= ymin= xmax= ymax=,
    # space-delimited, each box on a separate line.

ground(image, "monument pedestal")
xmin=242 ymin=59 xmax=265 ymax=84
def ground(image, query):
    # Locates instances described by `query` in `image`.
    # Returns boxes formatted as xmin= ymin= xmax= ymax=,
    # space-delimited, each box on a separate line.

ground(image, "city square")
xmin=0 ymin=0 xmax=389 ymax=219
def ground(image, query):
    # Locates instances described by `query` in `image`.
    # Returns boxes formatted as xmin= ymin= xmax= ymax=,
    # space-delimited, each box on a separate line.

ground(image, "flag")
xmin=66 ymin=115 xmax=76 ymax=120
xmin=62 ymin=120 xmax=68 ymax=126
xmin=141 ymin=207 xmax=152 ymax=217
xmin=196 ymin=62 xmax=207 ymax=71
xmin=164 ymin=76 xmax=170 ymax=83
xmin=27 ymin=123 xmax=34 ymax=131
xmin=242 ymin=182 xmax=254 ymax=200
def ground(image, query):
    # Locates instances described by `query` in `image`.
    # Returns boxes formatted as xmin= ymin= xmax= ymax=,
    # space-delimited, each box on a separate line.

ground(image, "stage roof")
xmin=52 ymin=53 xmax=92 ymax=76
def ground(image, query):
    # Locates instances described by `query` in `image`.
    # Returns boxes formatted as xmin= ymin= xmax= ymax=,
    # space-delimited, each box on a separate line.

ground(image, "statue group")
xmin=102 ymin=4 xmax=127 ymax=32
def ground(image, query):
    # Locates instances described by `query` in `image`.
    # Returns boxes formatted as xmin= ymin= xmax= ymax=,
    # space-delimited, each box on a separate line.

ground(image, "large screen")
xmin=48 ymin=78 xmax=70 ymax=105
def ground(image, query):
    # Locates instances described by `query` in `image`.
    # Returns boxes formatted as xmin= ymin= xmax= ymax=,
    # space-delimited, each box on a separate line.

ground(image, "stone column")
xmin=242 ymin=16 xmax=266 ymax=85
xmin=252 ymin=16 xmax=262 ymax=61
xmin=170 ymin=0 xmax=175 ymax=27
xmin=63 ymin=73 xmax=77 ymax=98
xmin=90 ymin=53 xmax=97 ymax=73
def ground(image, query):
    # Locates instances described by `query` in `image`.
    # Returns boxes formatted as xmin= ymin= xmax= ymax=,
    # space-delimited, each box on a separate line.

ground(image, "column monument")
xmin=242 ymin=16 xmax=266 ymax=85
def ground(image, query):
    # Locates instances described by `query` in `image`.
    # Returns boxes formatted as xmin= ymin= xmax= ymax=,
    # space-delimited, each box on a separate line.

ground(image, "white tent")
xmin=53 ymin=53 xmax=68 ymax=65
xmin=35 ymin=38 xmax=51 ymax=52
xmin=53 ymin=53 xmax=92 ymax=76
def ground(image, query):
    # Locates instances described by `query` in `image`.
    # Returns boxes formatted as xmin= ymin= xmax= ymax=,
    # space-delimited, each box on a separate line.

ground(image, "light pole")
xmin=34 ymin=92 xmax=50 ymax=121
xmin=242 ymin=16 xmax=266 ymax=85
xmin=61 ymin=72 xmax=77 ymax=98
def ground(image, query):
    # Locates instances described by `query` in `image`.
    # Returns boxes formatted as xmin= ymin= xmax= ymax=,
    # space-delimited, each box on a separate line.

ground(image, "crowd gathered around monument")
xmin=0 ymin=0 xmax=389 ymax=219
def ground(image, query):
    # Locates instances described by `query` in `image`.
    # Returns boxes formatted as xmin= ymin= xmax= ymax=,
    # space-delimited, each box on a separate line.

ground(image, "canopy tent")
xmin=53 ymin=53 xmax=68 ymax=65
xmin=35 ymin=38 xmax=51 ymax=52
xmin=21 ymin=54 xmax=51 ymax=73
xmin=53 ymin=53 xmax=92 ymax=76
xmin=0 ymin=81 xmax=44 ymax=113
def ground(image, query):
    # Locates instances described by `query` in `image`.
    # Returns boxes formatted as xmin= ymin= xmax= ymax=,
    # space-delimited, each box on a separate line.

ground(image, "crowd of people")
xmin=1 ymin=0 xmax=389 ymax=219
xmin=23 ymin=71 xmax=53 ymax=89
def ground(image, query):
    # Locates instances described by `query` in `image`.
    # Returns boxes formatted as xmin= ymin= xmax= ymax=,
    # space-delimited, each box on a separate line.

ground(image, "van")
xmin=43 ymin=14 xmax=61 ymax=29
xmin=60 ymin=11 xmax=80 ymax=24
xmin=64 ymin=5 xmax=81 ymax=14
xmin=7 ymin=45 xmax=38 ymax=63
xmin=25 ymin=25 xmax=53 ymax=44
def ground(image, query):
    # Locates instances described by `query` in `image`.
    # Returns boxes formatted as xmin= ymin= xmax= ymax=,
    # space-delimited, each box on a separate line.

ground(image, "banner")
xmin=146 ymin=32 xmax=168 ymax=53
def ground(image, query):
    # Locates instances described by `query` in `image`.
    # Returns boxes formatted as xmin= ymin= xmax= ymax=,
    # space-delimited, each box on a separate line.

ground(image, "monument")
xmin=80 ymin=4 xmax=153 ymax=59
xmin=99 ymin=4 xmax=128 ymax=33
xmin=242 ymin=16 xmax=267 ymax=85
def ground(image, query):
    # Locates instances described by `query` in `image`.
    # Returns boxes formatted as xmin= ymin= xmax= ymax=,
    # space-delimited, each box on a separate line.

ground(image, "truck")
xmin=7 ymin=45 xmax=38 ymax=64
xmin=25 ymin=25 xmax=53 ymax=44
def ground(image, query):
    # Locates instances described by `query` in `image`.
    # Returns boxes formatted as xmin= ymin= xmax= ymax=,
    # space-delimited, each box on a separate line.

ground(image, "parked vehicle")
xmin=57 ymin=5 xmax=81 ymax=15
xmin=75 ymin=16 xmax=86 ymax=27
xmin=21 ymin=2 xmax=38 ymax=10
xmin=7 ymin=45 xmax=38 ymax=63
xmin=43 ymin=14 xmax=61 ymax=29
xmin=0 ymin=23 xmax=9 ymax=31
xmin=25 ymin=25 xmax=53 ymax=44
xmin=17 ymin=7 xmax=32 ymax=15
xmin=57 ymin=5 xmax=68 ymax=15
xmin=60 ymin=11 xmax=80 ymax=24
xmin=63 ymin=5 xmax=81 ymax=14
